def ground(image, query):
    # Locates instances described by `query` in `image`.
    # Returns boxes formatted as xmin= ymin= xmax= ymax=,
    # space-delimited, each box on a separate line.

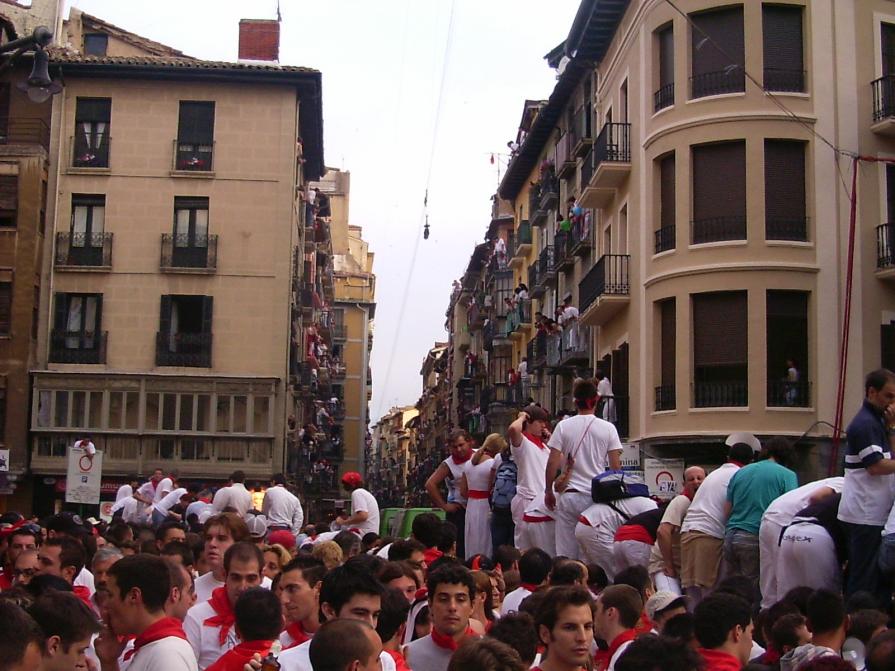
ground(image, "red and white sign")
xmin=644 ymin=458 xmax=686 ymax=500
xmin=65 ymin=445 xmax=103 ymax=505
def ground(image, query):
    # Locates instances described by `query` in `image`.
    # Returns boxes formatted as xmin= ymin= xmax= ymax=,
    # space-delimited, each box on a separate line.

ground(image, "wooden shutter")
xmin=658 ymin=24 xmax=674 ymax=88
xmin=159 ymin=295 xmax=172 ymax=337
xmin=660 ymin=298 xmax=676 ymax=386
xmin=0 ymin=283 xmax=10 ymax=335
xmin=883 ymin=324 xmax=895 ymax=371
xmin=178 ymin=102 xmax=215 ymax=144
xmin=693 ymin=291 xmax=747 ymax=366
xmin=691 ymin=6 xmax=744 ymax=77
xmin=763 ymin=6 xmax=803 ymax=74
xmin=0 ymin=175 xmax=18 ymax=211
xmin=659 ymin=152 xmax=675 ymax=230
xmin=764 ymin=140 xmax=806 ymax=228
xmin=53 ymin=292 xmax=68 ymax=331
xmin=75 ymin=97 xmax=111 ymax=123
xmin=692 ymin=141 xmax=746 ymax=222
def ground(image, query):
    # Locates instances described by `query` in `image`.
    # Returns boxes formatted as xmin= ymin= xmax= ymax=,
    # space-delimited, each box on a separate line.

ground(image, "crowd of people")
xmin=6 ymin=370 xmax=895 ymax=671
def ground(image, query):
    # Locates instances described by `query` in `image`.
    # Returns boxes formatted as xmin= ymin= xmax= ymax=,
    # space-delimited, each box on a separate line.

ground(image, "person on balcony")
xmin=784 ymin=359 xmax=800 ymax=406
xmin=515 ymin=283 xmax=529 ymax=302
xmin=494 ymin=236 xmax=507 ymax=269
xmin=594 ymin=371 xmax=617 ymax=424
xmin=559 ymin=296 xmax=580 ymax=350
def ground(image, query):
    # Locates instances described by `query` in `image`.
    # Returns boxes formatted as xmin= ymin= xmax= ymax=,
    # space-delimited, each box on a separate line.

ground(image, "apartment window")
xmin=50 ymin=293 xmax=105 ymax=363
xmin=655 ymin=23 xmax=674 ymax=111
xmin=692 ymin=291 xmax=748 ymax=407
xmin=83 ymin=33 xmax=108 ymax=56
xmin=171 ymin=197 xmax=210 ymax=267
xmin=0 ymin=281 xmax=10 ymax=336
xmin=157 ymin=295 xmax=213 ymax=367
xmin=656 ymin=152 xmax=675 ymax=253
xmin=73 ymin=97 xmax=111 ymax=168
xmin=765 ymin=140 xmax=807 ymax=241
xmin=767 ymin=290 xmax=809 ymax=407
xmin=176 ymin=101 xmax=215 ymax=171
xmin=0 ymin=175 xmax=17 ymax=227
xmin=692 ymin=141 xmax=746 ymax=243
xmin=762 ymin=4 xmax=804 ymax=92
xmin=690 ymin=6 xmax=745 ymax=98
xmin=656 ymin=298 xmax=676 ymax=411
xmin=67 ymin=194 xmax=107 ymax=265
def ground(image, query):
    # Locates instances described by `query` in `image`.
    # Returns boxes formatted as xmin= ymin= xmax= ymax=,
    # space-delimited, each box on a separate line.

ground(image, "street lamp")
xmin=2 ymin=26 xmax=63 ymax=103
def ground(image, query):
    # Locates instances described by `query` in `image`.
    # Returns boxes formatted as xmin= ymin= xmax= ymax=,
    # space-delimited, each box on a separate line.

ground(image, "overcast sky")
xmin=64 ymin=0 xmax=580 ymax=422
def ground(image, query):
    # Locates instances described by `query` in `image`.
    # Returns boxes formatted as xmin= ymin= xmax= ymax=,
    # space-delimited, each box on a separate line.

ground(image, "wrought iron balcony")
xmin=529 ymin=183 xmax=544 ymax=226
xmin=554 ymin=230 xmax=574 ymax=271
xmin=766 ymin=217 xmax=808 ymax=242
xmin=692 ymin=216 xmax=746 ymax=245
xmin=540 ymin=171 xmax=559 ymax=212
xmin=536 ymin=245 xmax=555 ymax=288
xmin=580 ymin=122 xmax=631 ymax=209
xmin=569 ymin=215 xmax=594 ymax=257
xmin=655 ymin=225 xmax=675 ymax=254
xmin=546 ymin=333 xmax=561 ymax=368
xmin=173 ymin=139 xmax=214 ymax=172
xmin=55 ymin=232 xmax=113 ymax=269
xmin=156 ymin=331 xmax=212 ymax=368
xmin=0 ymin=118 xmax=50 ymax=151
xmin=654 ymin=83 xmax=674 ymax=112
xmin=655 ymin=385 xmax=676 ymax=411
xmin=690 ymin=68 xmax=745 ymax=99
xmin=49 ymin=330 xmax=107 ymax=364
xmin=693 ymin=380 xmax=748 ymax=408
xmin=559 ymin=323 xmax=590 ymax=367
xmin=877 ymin=223 xmax=895 ymax=272
xmin=512 ymin=220 xmax=532 ymax=259
xmin=767 ymin=379 xmax=810 ymax=408
xmin=160 ymin=234 xmax=218 ymax=271
xmin=531 ymin=331 xmax=546 ymax=370
xmin=555 ymin=133 xmax=575 ymax=179
xmin=579 ymin=254 xmax=630 ymax=326
xmin=763 ymin=68 xmax=805 ymax=93
xmin=71 ymin=133 xmax=109 ymax=168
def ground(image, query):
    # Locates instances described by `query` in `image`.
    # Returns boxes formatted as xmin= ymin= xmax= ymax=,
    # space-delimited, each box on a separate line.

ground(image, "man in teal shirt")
xmin=723 ymin=437 xmax=798 ymax=598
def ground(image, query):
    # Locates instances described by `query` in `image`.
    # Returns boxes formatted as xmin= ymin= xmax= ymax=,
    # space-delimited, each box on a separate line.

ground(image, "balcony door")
xmin=159 ymin=295 xmax=213 ymax=367
xmin=693 ymin=290 xmax=748 ymax=406
xmin=173 ymin=197 xmax=209 ymax=268
xmin=73 ymin=98 xmax=110 ymax=168
xmin=54 ymin=293 xmax=101 ymax=351
xmin=70 ymin=195 xmax=105 ymax=266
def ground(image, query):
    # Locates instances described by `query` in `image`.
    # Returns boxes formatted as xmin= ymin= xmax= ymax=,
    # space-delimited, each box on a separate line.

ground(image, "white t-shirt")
xmin=127 ymin=636 xmax=197 ymax=671
xmin=154 ymin=488 xmax=186 ymax=515
xmin=500 ymin=586 xmax=533 ymax=615
xmin=74 ymin=567 xmax=95 ymax=595
xmin=681 ymin=463 xmax=740 ymax=538
xmin=762 ymin=477 xmax=844 ymax=527
xmin=153 ymin=478 xmax=174 ymax=504
xmin=114 ymin=484 xmax=133 ymax=503
xmin=262 ymin=485 xmax=304 ymax=531
xmin=510 ymin=434 xmax=549 ymax=500
xmin=350 ymin=488 xmax=380 ymax=536
xmin=211 ymin=483 xmax=254 ymax=517
xmin=278 ymin=639 xmax=396 ymax=671
xmin=579 ymin=498 xmax=658 ymax=546
xmin=184 ymin=599 xmax=239 ymax=670
xmin=442 ymin=456 xmax=472 ymax=505
xmin=120 ymin=497 xmax=150 ymax=525
xmin=547 ymin=414 xmax=623 ymax=494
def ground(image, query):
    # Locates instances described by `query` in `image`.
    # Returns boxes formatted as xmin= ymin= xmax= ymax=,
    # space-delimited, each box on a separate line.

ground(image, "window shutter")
xmin=691 ymin=7 xmax=744 ymax=77
xmin=883 ymin=23 xmax=895 ymax=76
xmin=0 ymin=175 xmax=18 ymax=211
xmin=658 ymin=24 xmax=674 ymax=88
xmin=178 ymin=102 xmax=215 ymax=144
xmin=0 ymin=283 xmax=10 ymax=335
xmin=75 ymin=98 xmax=111 ymax=123
xmin=693 ymin=291 xmax=747 ymax=366
xmin=53 ymin=292 xmax=67 ymax=330
xmin=764 ymin=140 xmax=806 ymax=233
xmin=159 ymin=295 xmax=172 ymax=336
xmin=201 ymin=296 xmax=214 ymax=334
xmin=660 ymin=298 xmax=676 ymax=385
xmin=692 ymin=141 xmax=746 ymax=221
xmin=660 ymin=153 xmax=675 ymax=230
xmin=762 ymin=6 xmax=803 ymax=78
xmin=883 ymin=324 xmax=895 ymax=371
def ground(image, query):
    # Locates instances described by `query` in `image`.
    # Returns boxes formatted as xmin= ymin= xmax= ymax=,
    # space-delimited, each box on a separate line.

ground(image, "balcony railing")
xmin=160 ymin=234 xmax=218 ymax=271
xmin=546 ymin=333 xmax=561 ymax=368
xmin=49 ymin=330 xmax=107 ymax=364
xmin=156 ymin=332 xmax=213 ymax=367
xmin=555 ymin=133 xmax=575 ymax=178
xmin=763 ymin=68 xmax=805 ymax=93
xmin=173 ymin=139 xmax=214 ymax=172
xmin=581 ymin=143 xmax=595 ymax=187
xmin=506 ymin=300 xmax=530 ymax=335
xmin=532 ymin=331 xmax=546 ymax=369
xmin=873 ymin=75 xmax=895 ymax=123
xmin=655 ymin=385 xmax=676 ymax=411
xmin=331 ymin=324 xmax=347 ymax=340
xmin=655 ymin=225 xmax=675 ymax=254
xmin=693 ymin=380 xmax=748 ymax=408
xmin=528 ymin=262 xmax=540 ymax=297
xmin=71 ymin=132 xmax=109 ymax=168
xmin=654 ymin=83 xmax=674 ymax=112
xmin=691 ymin=216 xmax=746 ymax=244
xmin=540 ymin=171 xmax=559 ymax=211
xmin=878 ymin=223 xmax=895 ymax=269
xmin=537 ymin=245 xmax=555 ymax=283
xmin=766 ymin=217 xmax=808 ymax=242
xmin=594 ymin=122 xmax=631 ymax=166
xmin=55 ymin=232 xmax=113 ymax=268
xmin=559 ymin=323 xmax=590 ymax=365
xmin=579 ymin=254 xmax=630 ymax=312
xmin=569 ymin=213 xmax=593 ymax=257
xmin=529 ymin=183 xmax=542 ymax=224
xmin=1 ymin=118 xmax=50 ymax=151
xmin=767 ymin=379 xmax=810 ymax=408
xmin=571 ymin=105 xmax=592 ymax=155
xmin=690 ymin=69 xmax=746 ymax=98
xmin=554 ymin=230 xmax=573 ymax=270
xmin=513 ymin=220 xmax=532 ymax=256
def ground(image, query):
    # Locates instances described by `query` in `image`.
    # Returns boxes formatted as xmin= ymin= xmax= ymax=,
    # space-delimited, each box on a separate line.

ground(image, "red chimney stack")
xmin=238 ymin=19 xmax=280 ymax=62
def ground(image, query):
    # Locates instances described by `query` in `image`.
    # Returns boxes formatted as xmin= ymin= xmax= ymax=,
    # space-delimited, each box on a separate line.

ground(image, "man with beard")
xmin=278 ymin=556 xmax=326 ymax=649
xmin=533 ymin=586 xmax=595 ymax=671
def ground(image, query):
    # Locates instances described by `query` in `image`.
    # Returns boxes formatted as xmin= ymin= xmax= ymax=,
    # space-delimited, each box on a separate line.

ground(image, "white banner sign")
xmin=644 ymin=458 xmax=686 ymax=499
xmin=619 ymin=443 xmax=641 ymax=470
xmin=65 ymin=446 xmax=102 ymax=505
xmin=0 ymin=448 xmax=8 ymax=472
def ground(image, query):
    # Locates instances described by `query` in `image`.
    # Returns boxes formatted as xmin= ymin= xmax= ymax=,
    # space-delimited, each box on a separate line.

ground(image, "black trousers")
xmin=446 ymin=507 xmax=467 ymax=559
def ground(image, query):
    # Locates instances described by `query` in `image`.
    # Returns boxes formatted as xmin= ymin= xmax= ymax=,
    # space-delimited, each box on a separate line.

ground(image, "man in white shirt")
xmin=194 ymin=513 xmax=250 ymax=603
xmin=135 ymin=469 xmax=164 ymax=505
xmin=595 ymin=371 xmax=617 ymax=423
xmin=545 ymin=378 xmax=623 ymax=559
xmin=184 ymin=542 xmax=264 ymax=670
xmin=425 ymin=429 xmax=474 ymax=558
xmin=335 ymin=472 xmax=380 ymax=537
xmin=102 ymin=554 xmax=197 ymax=671
xmin=593 ymin=585 xmax=643 ymax=671
xmin=507 ymin=405 xmax=551 ymax=551
xmin=500 ymin=547 xmax=551 ymax=615
xmin=211 ymin=471 xmax=254 ymax=518
xmin=152 ymin=484 xmax=196 ymax=527
xmin=120 ymin=495 xmax=151 ymax=526
xmin=680 ymin=440 xmax=755 ymax=605
xmin=111 ymin=475 xmax=140 ymax=513
xmin=575 ymin=495 xmax=657 ymax=581
xmin=262 ymin=473 xmax=304 ymax=534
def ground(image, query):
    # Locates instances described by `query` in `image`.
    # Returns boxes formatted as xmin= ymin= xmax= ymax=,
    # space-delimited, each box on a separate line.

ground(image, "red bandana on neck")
xmin=205 ymin=640 xmax=273 ymax=671
xmin=284 ymin=621 xmax=312 ymax=648
xmin=451 ymin=452 xmax=472 ymax=465
xmin=520 ymin=583 xmax=539 ymax=593
xmin=125 ymin=617 xmax=188 ymax=661
xmin=387 ymin=649 xmax=412 ymax=671
xmin=698 ymin=649 xmax=742 ymax=671
xmin=729 ymin=460 xmax=746 ymax=468
xmin=597 ymin=629 xmax=637 ymax=671
xmin=423 ymin=547 xmax=443 ymax=566
xmin=72 ymin=585 xmax=94 ymax=609
xmin=430 ymin=626 xmax=475 ymax=651
xmin=204 ymin=587 xmax=236 ymax=645
xmin=523 ymin=432 xmax=546 ymax=449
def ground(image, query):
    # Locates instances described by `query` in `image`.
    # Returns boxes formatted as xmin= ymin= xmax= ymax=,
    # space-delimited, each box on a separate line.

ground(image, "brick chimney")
xmin=238 ymin=19 xmax=279 ymax=62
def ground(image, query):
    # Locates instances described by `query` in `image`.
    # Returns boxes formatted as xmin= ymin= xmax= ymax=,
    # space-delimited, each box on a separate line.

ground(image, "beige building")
xmin=27 ymin=11 xmax=324 ymax=512
xmin=369 ymin=405 xmax=417 ymax=506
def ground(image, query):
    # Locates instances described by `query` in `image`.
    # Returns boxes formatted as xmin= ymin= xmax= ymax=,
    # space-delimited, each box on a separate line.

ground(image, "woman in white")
xmin=460 ymin=433 xmax=505 ymax=560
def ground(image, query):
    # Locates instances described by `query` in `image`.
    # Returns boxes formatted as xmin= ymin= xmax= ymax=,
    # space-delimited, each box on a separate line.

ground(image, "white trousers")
xmin=526 ymin=519 xmax=556 ymax=557
xmin=556 ymin=491 xmax=594 ymax=560
xmin=651 ymin=570 xmax=682 ymax=596
xmin=612 ymin=540 xmax=652 ymax=574
xmin=511 ymin=495 xmax=534 ymax=551
xmin=759 ymin=519 xmax=785 ymax=609
xmin=575 ymin=521 xmax=617 ymax=579
xmin=776 ymin=523 xmax=842 ymax=598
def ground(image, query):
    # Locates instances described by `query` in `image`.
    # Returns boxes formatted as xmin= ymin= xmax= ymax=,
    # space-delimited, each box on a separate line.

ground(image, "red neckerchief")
xmin=523 ymin=432 xmax=546 ymax=449
xmin=597 ymin=629 xmax=637 ymax=671
xmin=520 ymin=583 xmax=539 ymax=593
xmin=729 ymin=461 xmax=746 ymax=468
xmin=284 ymin=621 xmax=312 ymax=648
xmin=430 ymin=626 xmax=475 ymax=651
xmin=634 ymin=611 xmax=654 ymax=636
xmin=698 ymin=648 xmax=742 ymax=671
xmin=72 ymin=585 xmax=94 ymax=608
xmin=199 ymin=497 xmax=212 ymax=504
xmin=423 ymin=547 xmax=443 ymax=566
xmin=387 ymin=649 xmax=412 ymax=671
xmin=205 ymin=640 xmax=273 ymax=671
xmin=125 ymin=617 xmax=188 ymax=661
xmin=451 ymin=451 xmax=472 ymax=465
xmin=204 ymin=587 xmax=236 ymax=645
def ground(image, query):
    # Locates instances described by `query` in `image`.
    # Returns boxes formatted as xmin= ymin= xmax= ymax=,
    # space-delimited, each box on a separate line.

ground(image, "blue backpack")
xmin=490 ymin=455 xmax=518 ymax=511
